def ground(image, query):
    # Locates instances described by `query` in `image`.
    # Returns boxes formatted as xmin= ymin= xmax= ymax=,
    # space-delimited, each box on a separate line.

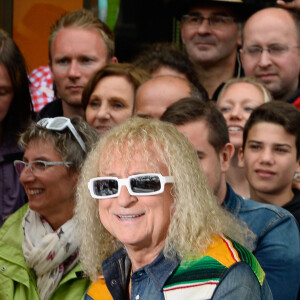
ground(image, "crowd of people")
xmin=0 ymin=0 xmax=300 ymax=299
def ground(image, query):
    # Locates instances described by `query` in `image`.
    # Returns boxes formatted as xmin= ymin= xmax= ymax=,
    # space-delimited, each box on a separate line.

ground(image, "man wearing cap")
xmin=179 ymin=0 xmax=257 ymax=100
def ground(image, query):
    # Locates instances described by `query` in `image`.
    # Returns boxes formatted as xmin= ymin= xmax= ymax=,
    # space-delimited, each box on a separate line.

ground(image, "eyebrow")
xmin=247 ymin=140 xmax=293 ymax=149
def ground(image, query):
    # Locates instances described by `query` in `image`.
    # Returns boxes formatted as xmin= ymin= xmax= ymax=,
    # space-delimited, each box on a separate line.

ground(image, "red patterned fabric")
xmin=29 ymin=66 xmax=54 ymax=112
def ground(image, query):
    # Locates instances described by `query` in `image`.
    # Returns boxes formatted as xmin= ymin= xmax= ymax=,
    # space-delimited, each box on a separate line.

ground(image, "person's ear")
xmin=238 ymin=147 xmax=245 ymax=168
xmin=237 ymin=23 xmax=242 ymax=47
xmin=220 ymin=142 xmax=235 ymax=173
xmin=110 ymin=56 xmax=118 ymax=64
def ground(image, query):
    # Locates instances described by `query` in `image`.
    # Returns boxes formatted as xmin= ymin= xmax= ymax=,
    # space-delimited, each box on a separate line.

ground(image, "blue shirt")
xmin=224 ymin=183 xmax=300 ymax=300
xmin=85 ymin=246 xmax=272 ymax=300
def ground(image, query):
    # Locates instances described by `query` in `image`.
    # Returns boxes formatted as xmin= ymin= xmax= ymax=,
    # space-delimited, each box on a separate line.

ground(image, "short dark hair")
xmin=243 ymin=102 xmax=300 ymax=159
xmin=133 ymin=42 xmax=208 ymax=99
xmin=161 ymin=97 xmax=229 ymax=153
xmin=0 ymin=29 xmax=34 ymax=144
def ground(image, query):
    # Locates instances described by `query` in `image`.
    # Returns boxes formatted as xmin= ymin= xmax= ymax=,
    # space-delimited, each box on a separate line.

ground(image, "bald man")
xmin=133 ymin=75 xmax=206 ymax=119
xmin=241 ymin=7 xmax=300 ymax=107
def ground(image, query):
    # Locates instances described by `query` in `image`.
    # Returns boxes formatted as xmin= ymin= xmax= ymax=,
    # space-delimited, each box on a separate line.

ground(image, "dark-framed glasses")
xmin=37 ymin=117 xmax=86 ymax=152
xmin=88 ymin=173 xmax=174 ymax=199
xmin=181 ymin=13 xmax=235 ymax=29
xmin=14 ymin=160 xmax=73 ymax=175
xmin=241 ymin=44 xmax=300 ymax=59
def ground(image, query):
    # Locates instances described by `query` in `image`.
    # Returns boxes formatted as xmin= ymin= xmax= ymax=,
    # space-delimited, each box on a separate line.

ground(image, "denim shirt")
xmin=85 ymin=246 xmax=272 ymax=300
xmin=224 ymin=183 xmax=300 ymax=300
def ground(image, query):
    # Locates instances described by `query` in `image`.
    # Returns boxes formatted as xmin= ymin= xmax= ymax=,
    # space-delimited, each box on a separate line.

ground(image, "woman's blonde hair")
xmin=75 ymin=117 xmax=250 ymax=280
xmin=217 ymin=77 xmax=273 ymax=104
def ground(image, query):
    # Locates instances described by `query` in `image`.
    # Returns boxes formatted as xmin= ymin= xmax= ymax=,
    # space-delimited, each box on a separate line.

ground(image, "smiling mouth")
xmin=228 ymin=126 xmax=242 ymax=132
xmin=27 ymin=189 xmax=43 ymax=195
xmin=117 ymin=214 xmax=144 ymax=220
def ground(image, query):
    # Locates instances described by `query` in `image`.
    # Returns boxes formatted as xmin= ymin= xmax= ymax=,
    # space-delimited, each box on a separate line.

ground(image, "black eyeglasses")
xmin=181 ymin=14 xmax=235 ymax=29
xmin=88 ymin=173 xmax=174 ymax=199
xmin=37 ymin=117 xmax=86 ymax=152
xmin=14 ymin=160 xmax=73 ymax=175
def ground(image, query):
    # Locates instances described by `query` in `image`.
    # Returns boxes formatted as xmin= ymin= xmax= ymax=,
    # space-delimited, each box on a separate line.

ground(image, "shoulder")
xmin=239 ymin=198 xmax=297 ymax=229
xmin=0 ymin=204 xmax=28 ymax=242
xmin=163 ymin=236 xmax=266 ymax=299
xmin=37 ymin=99 xmax=63 ymax=120
xmin=212 ymin=262 xmax=272 ymax=299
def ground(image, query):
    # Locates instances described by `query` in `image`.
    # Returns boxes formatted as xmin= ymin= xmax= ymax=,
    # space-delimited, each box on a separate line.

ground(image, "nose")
xmin=96 ymin=102 xmax=110 ymax=120
xmin=116 ymin=186 xmax=137 ymax=208
xmin=259 ymin=148 xmax=274 ymax=165
xmin=19 ymin=166 xmax=35 ymax=185
xmin=67 ymin=60 xmax=81 ymax=79
xmin=197 ymin=18 xmax=212 ymax=34
xmin=258 ymin=50 xmax=272 ymax=68
xmin=229 ymin=106 xmax=242 ymax=120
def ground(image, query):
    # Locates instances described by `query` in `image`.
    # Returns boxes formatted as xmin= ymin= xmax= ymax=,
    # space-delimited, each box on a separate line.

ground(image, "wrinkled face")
xmin=240 ymin=122 xmax=300 ymax=199
xmin=180 ymin=4 xmax=240 ymax=66
xmin=51 ymin=27 xmax=110 ymax=107
xmin=85 ymin=75 xmax=134 ymax=134
xmin=134 ymin=77 xmax=191 ymax=119
xmin=176 ymin=120 xmax=224 ymax=201
xmin=241 ymin=9 xmax=300 ymax=101
xmin=19 ymin=139 xmax=78 ymax=226
xmin=217 ymin=82 xmax=266 ymax=149
xmin=0 ymin=64 xmax=13 ymax=125
xmin=97 ymin=146 xmax=174 ymax=253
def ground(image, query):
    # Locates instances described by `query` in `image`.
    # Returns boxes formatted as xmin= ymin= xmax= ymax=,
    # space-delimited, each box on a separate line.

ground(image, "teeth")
xmin=118 ymin=214 xmax=142 ymax=219
xmin=28 ymin=189 xmax=42 ymax=195
xmin=228 ymin=126 xmax=242 ymax=131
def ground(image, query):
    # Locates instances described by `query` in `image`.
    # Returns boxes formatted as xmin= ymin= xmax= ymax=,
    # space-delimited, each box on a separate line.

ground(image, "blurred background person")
xmin=133 ymin=42 xmax=208 ymax=98
xmin=76 ymin=117 xmax=271 ymax=300
xmin=133 ymin=75 xmax=208 ymax=119
xmin=0 ymin=117 xmax=97 ymax=299
xmin=0 ymin=29 xmax=34 ymax=227
xmin=216 ymin=77 xmax=272 ymax=198
xmin=82 ymin=63 xmax=149 ymax=134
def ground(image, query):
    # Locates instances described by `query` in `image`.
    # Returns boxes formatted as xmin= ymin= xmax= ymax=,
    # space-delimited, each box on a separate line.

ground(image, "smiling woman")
xmin=75 ymin=117 xmax=272 ymax=300
xmin=216 ymin=77 xmax=272 ymax=198
xmin=0 ymin=117 xmax=98 ymax=300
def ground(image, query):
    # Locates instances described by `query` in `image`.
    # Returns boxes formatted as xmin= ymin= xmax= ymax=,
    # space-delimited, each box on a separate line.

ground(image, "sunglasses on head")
xmin=37 ymin=117 xmax=86 ymax=152
xmin=88 ymin=173 xmax=174 ymax=199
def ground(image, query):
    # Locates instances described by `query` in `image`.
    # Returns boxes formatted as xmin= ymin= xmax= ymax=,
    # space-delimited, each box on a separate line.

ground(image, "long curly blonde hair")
xmin=75 ymin=117 xmax=249 ymax=280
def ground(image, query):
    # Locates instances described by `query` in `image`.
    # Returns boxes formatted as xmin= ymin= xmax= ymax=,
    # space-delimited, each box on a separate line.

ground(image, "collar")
xmin=222 ymin=183 xmax=242 ymax=217
xmin=102 ymin=247 xmax=180 ymax=292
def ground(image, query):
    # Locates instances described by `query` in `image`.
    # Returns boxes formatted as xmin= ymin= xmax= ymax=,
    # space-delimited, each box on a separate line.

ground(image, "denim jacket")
xmin=85 ymin=237 xmax=272 ymax=300
xmin=223 ymin=183 xmax=300 ymax=300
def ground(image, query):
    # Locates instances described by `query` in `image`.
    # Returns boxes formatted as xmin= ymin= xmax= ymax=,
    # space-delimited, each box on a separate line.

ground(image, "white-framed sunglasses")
xmin=88 ymin=173 xmax=174 ymax=199
xmin=37 ymin=117 xmax=86 ymax=152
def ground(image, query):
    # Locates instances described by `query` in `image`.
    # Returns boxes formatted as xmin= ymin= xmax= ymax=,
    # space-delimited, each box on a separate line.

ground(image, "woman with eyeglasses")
xmin=75 ymin=117 xmax=272 ymax=300
xmin=0 ymin=29 xmax=35 ymax=227
xmin=0 ymin=116 xmax=98 ymax=300
xmin=82 ymin=63 xmax=149 ymax=134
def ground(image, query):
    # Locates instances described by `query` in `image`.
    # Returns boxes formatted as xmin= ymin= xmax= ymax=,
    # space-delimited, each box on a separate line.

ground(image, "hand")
xmin=277 ymin=0 xmax=300 ymax=10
